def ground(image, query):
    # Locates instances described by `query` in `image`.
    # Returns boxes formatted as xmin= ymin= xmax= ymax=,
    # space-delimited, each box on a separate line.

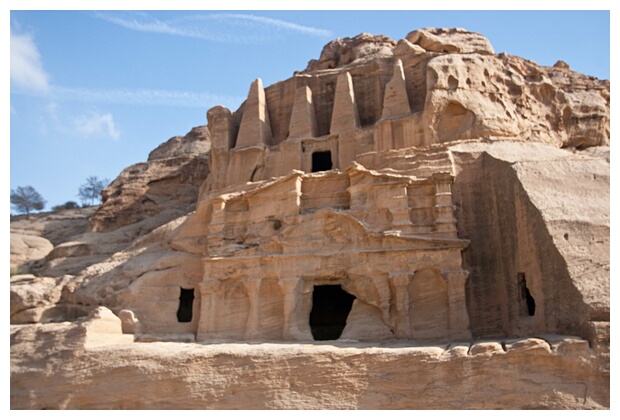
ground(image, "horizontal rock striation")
xmin=10 ymin=317 xmax=608 ymax=409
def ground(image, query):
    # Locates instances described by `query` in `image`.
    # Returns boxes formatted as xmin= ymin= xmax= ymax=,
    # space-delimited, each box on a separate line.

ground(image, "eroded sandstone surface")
xmin=10 ymin=313 xmax=607 ymax=409
xmin=10 ymin=27 xmax=609 ymax=409
xmin=90 ymin=125 xmax=211 ymax=232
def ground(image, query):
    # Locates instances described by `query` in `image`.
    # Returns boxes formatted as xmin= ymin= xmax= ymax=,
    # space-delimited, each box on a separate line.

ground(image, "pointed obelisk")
xmin=288 ymin=85 xmax=318 ymax=139
xmin=329 ymin=72 xmax=360 ymax=134
xmin=235 ymin=78 xmax=273 ymax=148
xmin=381 ymin=59 xmax=411 ymax=120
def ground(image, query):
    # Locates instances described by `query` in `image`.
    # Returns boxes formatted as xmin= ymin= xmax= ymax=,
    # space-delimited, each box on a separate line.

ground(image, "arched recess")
xmin=309 ymin=284 xmax=356 ymax=340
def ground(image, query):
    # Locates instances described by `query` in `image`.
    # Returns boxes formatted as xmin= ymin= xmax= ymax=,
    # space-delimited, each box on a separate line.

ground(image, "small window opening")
xmin=177 ymin=287 xmax=195 ymax=323
xmin=518 ymin=273 xmax=536 ymax=317
xmin=309 ymin=284 xmax=355 ymax=340
xmin=312 ymin=151 xmax=333 ymax=172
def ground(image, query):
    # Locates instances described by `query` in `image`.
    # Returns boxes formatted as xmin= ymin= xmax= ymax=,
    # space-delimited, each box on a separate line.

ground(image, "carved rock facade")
xmin=10 ymin=27 xmax=610 ymax=409
xmin=113 ymin=28 xmax=607 ymax=345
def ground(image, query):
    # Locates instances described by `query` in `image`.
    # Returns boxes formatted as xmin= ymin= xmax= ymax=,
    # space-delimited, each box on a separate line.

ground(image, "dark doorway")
xmin=177 ymin=287 xmax=195 ymax=323
xmin=309 ymin=285 xmax=356 ymax=340
xmin=312 ymin=150 xmax=333 ymax=172
xmin=518 ymin=273 xmax=536 ymax=317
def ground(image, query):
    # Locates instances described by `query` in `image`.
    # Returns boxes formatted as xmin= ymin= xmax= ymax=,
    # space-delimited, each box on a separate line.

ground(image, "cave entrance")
xmin=312 ymin=150 xmax=333 ymax=172
xmin=177 ymin=287 xmax=194 ymax=323
xmin=309 ymin=284 xmax=356 ymax=340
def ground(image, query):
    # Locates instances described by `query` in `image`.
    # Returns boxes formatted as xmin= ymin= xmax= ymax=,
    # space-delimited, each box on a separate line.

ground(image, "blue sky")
xmin=7 ymin=4 xmax=613 ymax=214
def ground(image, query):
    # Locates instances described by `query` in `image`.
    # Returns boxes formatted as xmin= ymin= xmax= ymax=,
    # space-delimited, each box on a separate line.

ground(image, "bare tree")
xmin=78 ymin=176 xmax=109 ymax=206
xmin=10 ymin=186 xmax=46 ymax=218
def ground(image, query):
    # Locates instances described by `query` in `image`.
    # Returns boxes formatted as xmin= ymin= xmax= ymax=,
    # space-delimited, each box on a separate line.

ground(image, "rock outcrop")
xmin=10 ymin=275 xmax=66 ymax=324
xmin=10 ymin=234 xmax=53 ymax=274
xmin=304 ymin=32 xmax=396 ymax=71
xmin=10 ymin=208 xmax=96 ymax=272
xmin=90 ymin=126 xmax=211 ymax=232
xmin=407 ymin=27 xmax=495 ymax=54
xmin=10 ymin=27 xmax=609 ymax=409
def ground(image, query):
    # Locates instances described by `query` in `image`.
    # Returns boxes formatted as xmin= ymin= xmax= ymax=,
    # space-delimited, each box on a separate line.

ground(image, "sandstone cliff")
xmin=90 ymin=125 xmax=211 ymax=232
xmin=10 ymin=28 xmax=609 ymax=409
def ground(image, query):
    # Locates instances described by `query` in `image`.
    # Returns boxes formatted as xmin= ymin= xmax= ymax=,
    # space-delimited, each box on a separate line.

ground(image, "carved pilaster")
xmin=432 ymin=172 xmax=458 ymax=237
xmin=389 ymin=273 xmax=412 ymax=338
xmin=441 ymin=269 xmax=472 ymax=339
xmin=196 ymin=279 xmax=221 ymax=341
xmin=243 ymin=278 xmax=262 ymax=340
xmin=278 ymin=277 xmax=304 ymax=340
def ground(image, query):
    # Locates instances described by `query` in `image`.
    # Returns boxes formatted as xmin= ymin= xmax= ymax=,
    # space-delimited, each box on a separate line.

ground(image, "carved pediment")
xmin=275 ymin=208 xmax=467 ymax=255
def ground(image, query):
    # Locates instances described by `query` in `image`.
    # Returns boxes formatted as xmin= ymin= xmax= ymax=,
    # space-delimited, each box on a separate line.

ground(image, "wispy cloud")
xmin=93 ymin=12 xmax=199 ymax=38
xmin=13 ymin=85 xmax=244 ymax=110
xmin=206 ymin=14 xmax=332 ymax=38
xmin=10 ymin=29 xmax=50 ymax=93
xmin=72 ymin=112 xmax=120 ymax=140
xmin=51 ymin=86 xmax=244 ymax=109
xmin=93 ymin=11 xmax=333 ymax=43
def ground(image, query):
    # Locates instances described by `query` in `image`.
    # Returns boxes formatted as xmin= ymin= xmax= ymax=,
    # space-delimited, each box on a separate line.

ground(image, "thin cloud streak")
xmin=53 ymin=86 xmax=244 ymax=109
xmin=14 ymin=85 xmax=244 ymax=109
xmin=94 ymin=12 xmax=203 ymax=39
xmin=94 ymin=11 xmax=333 ymax=43
xmin=187 ymin=13 xmax=333 ymax=38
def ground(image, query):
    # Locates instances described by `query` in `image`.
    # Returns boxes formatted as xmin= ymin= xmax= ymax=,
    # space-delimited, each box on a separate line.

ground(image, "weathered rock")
xmin=91 ymin=126 xmax=211 ymax=232
xmin=80 ymin=307 xmax=135 ymax=348
xmin=10 ymin=328 xmax=608 ymax=409
xmin=422 ymin=53 xmax=609 ymax=148
xmin=10 ymin=275 xmax=70 ymax=323
xmin=10 ymin=233 xmax=53 ymax=273
xmin=406 ymin=27 xmax=495 ymax=54
xmin=147 ymin=125 xmax=211 ymax=160
xmin=10 ymin=207 xmax=96 ymax=246
xmin=10 ymin=207 xmax=96 ymax=273
xmin=448 ymin=142 xmax=609 ymax=351
xmin=55 ymin=214 xmax=203 ymax=331
xmin=33 ymin=209 xmax=190 ymax=278
xmin=304 ymin=32 xmax=396 ymax=71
